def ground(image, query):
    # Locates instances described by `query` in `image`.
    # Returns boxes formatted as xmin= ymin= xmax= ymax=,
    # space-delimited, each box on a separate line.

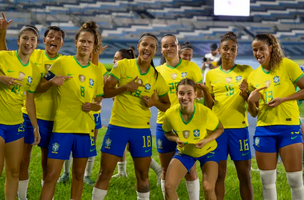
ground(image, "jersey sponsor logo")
xmin=236 ymin=75 xmax=242 ymax=82
xmin=242 ymin=152 xmax=249 ymax=156
xmin=89 ymin=78 xmax=94 ymax=87
xmin=171 ymin=73 xmax=177 ymax=80
xmin=273 ymin=76 xmax=280 ymax=86
xmin=157 ymin=139 xmax=163 ymax=149
xmin=225 ymin=77 xmax=232 ymax=83
xmin=7 ymin=70 xmax=15 ymax=73
xmin=291 ymin=136 xmax=298 ymax=140
xmin=27 ymin=76 xmax=32 ymax=84
xmin=181 ymin=72 xmax=187 ymax=78
xmin=145 ymin=83 xmax=151 ymax=90
xmin=264 ymin=80 xmax=271 ymax=88
xmin=19 ymin=71 xmax=25 ymax=80
xmin=105 ymin=138 xmax=112 ymax=149
xmin=44 ymin=64 xmax=52 ymax=71
xmin=79 ymin=75 xmax=86 ymax=83
xmin=193 ymin=129 xmax=200 ymax=140
xmin=52 ymin=143 xmax=60 ymax=154
xmin=254 ymin=137 xmax=260 ymax=147
xmin=183 ymin=130 xmax=190 ymax=139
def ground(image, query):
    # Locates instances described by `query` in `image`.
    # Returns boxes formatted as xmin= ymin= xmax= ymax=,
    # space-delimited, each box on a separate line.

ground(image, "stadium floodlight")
xmin=214 ymin=0 xmax=250 ymax=17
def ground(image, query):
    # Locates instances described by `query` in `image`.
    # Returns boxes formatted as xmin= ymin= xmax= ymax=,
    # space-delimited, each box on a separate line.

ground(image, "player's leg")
xmin=300 ymin=122 xmax=304 ymax=169
xmin=229 ymin=128 xmax=253 ymax=200
xmin=133 ymin=156 xmax=151 ymax=200
xmin=149 ymin=157 xmax=162 ymax=185
xmin=156 ymin=123 xmax=176 ymax=198
xmin=58 ymin=153 xmax=72 ymax=183
xmin=112 ymin=149 xmax=127 ymax=178
xmin=165 ymin=157 xmax=189 ymax=200
xmin=0 ymin=132 xmax=4 ymax=177
xmin=215 ymin=130 xmax=229 ymax=200
xmin=93 ymin=125 xmax=128 ymax=200
xmin=278 ymin=128 xmax=304 ymax=199
xmin=71 ymin=157 xmax=88 ymax=199
xmin=184 ymin=163 xmax=199 ymax=200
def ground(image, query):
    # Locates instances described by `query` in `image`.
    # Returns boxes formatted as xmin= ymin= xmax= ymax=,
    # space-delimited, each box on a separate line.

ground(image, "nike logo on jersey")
xmin=255 ymin=83 xmax=261 ymax=88
xmin=67 ymin=74 xmax=74 ymax=76
xmin=126 ymin=76 xmax=133 ymax=79
xmin=242 ymin=152 xmax=249 ymax=156
xmin=7 ymin=70 xmax=15 ymax=73
xmin=145 ymin=149 xmax=151 ymax=153
xmin=291 ymin=136 xmax=298 ymax=140
xmin=214 ymin=80 xmax=220 ymax=83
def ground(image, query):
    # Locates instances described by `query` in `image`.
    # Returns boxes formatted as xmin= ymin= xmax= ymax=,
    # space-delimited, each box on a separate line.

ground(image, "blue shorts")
xmin=48 ymin=133 xmax=96 ymax=160
xmin=94 ymin=113 xmax=102 ymax=130
xmin=23 ymin=114 xmax=53 ymax=148
xmin=101 ymin=124 xmax=152 ymax=158
xmin=216 ymin=127 xmax=251 ymax=161
xmin=0 ymin=123 xmax=25 ymax=143
xmin=156 ymin=123 xmax=177 ymax=153
xmin=254 ymin=125 xmax=303 ymax=153
xmin=173 ymin=150 xmax=219 ymax=173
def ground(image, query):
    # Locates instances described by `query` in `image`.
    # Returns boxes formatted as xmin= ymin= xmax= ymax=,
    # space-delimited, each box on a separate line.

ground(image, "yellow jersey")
xmin=109 ymin=59 xmax=168 ymax=128
xmin=22 ymin=49 xmax=61 ymax=121
xmin=206 ymin=64 xmax=253 ymax=128
xmin=156 ymin=59 xmax=203 ymax=124
xmin=162 ymin=104 xmax=220 ymax=157
xmin=248 ymin=58 xmax=304 ymax=126
xmin=0 ymin=51 xmax=40 ymax=125
xmin=48 ymin=56 xmax=104 ymax=134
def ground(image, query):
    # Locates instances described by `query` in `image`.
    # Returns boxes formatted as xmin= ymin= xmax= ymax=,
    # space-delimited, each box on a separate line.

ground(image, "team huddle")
xmin=0 ymin=12 xmax=304 ymax=200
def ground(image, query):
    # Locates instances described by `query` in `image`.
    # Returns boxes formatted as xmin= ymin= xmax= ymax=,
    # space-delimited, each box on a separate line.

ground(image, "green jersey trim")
xmin=16 ymin=50 xmax=30 ymax=67
xmin=179 ymin=105 xmax=196 ymax=125
xmin=73 ymin=56 xmax=90 ymax=68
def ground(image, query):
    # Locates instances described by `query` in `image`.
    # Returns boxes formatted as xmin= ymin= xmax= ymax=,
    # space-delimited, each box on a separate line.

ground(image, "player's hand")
xmin=94 ymin=45 xmax=108 ymax=55
xmin=176 ymin=138 xmax=185 ymax=148
xmin=0 ymin=75 xmax=22 ymax=86
xmin=196 ymin=83 xmax=208 ymax=92
xmin=112 ymin=97 xmax=115 ymax=101
xmin=239 ymin=79 xmax=248 ymax=93
xmin=82 ymin=102 xmax=91 ymax=113
xmin=268 ymin=97 xmax=285 ymax=108
xmin=248 ymin=87 xmax=267 ymax=103
xmin=0 ymin=12 xmax=12 ymax=32
xmin=50 ymin=75 xmax=72 ymax=86
xmin=32 ymin=128 xmax=41 ymax=146
xmin=143 ymin=96 xmax=156 ymax=108
xmin=195 ymin=138 xmax=210 ymax=149
xmin=125 ymin=76 xmax=144 ymax=92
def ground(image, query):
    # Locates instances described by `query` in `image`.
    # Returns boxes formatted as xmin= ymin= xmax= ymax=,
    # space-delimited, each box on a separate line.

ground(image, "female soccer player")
xmin=201 ymin=32 xmax=254 ymax=200
xmin=248 ymin=33 xmax=304 ymax=199
xmin=156 ymin=34 xmax=203 ymax=200
xmin=0 ymin=25 xmax=40 ymax=200
xmin=179 ymin=42 xmax=193 ymax=61
xmin=163 ymin=78 xmax=224 ymax=200
xmin=39 ymin=21 xmax=104 ymax=200
xmin=92 ymin=33 xmax=170 ymax=200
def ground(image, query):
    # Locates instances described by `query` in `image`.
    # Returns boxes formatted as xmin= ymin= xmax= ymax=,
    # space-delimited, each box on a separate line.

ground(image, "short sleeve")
xmin=191 ymin=62 xmax=203 ymax=83
xmin=247 ymin=72 xmax=255 ymax=93
xmin=286 ymin=59 xmax=304 ymax=83
xmin=205 ymin=108 xmax=220 ymax=132
xmin=49 ymin=57 xmax=62 ymax=76
xmin=205 ymin=71 xmax=213 ymax=94
xmin=162 ymin=112 xmax=172 ymax=132
xmin=109 ymin=60 xmax=125 ymax=81
xmin=98 ymin=62 xmax=108 ymax=77
xmin=95 ymin=67 xmax=104 ymax=97
xmin=28 ymin=65 xmax=41 ymax=93
xmin=155 ymin=74 xmax=168 ymax=97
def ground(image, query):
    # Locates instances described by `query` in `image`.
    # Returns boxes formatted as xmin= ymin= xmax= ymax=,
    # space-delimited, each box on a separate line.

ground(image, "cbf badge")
xmin=171 ymin=73 xmax=177 ymax=80
xmin=52 ymin=143 xmax=60 ymax=154
xmin=255 ymin=137 xmax=260 ymax=147
xmin=44 ymin=64 xmax=52 ymax=71
xmin=79 ymin=75 xmax=86 ymax=83
xmin=105 ymin=138 xmax=112 ymax=149
xmin=183 ymin=130 xmax=190 ymax=139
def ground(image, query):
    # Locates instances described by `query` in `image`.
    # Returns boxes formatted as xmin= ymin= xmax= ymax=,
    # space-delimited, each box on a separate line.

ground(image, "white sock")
xmin=64 ymin=153 xmax=73 ymax=174
xmin=161 ymin=179 xmax=166 ymax=199
xmin=18 ymin=179 xmax=29 ymax=200
xmin=117 ymin=161 xmax=127 ymax=175
xmin=186 ymin=179 xmax=200 ymax=200
xmin=286 ymin=171 xmax=304 ymax=200
xmin=41 ymin=179 xmax=44 ymax=187
xmin=85 ymin=156 xmax=95 ymax=177
xmin=260 ymin=169 xmax=277 ymax=200
xmin=92 ymin=187 xmax=107 ymax=200
xmin=137 ymin=191 xmax=149 ymax=200
xmin=149 ymin=158 xmax=162 ymax=174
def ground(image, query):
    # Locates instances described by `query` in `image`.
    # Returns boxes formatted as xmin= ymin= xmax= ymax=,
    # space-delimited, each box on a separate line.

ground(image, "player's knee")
xmin=185 ymin=167 xmax=198 ymax=181
xmin=260 ymin=169 xmax=276 ymax=188
xmin=98 ymin=167 xmax=114 ymax=180
xmin=217 ymin=168 xmax=226 ymax=181
xmin=236 ymin=167 xmax=251 ymax=183
xmin=135 ymin=169 xmax=149 ymax=182
xmin=202 ymin=180 xmax=215 ymax=194
xmin=165 ymin=181 xmax=177 ymax=194
xmin=6 ymin=166 xmax=20 ymax=179
xmin=72 ymin=169 xmax=85 ymax=181
xmin=286 ymin=171 xmax=303 ymax=188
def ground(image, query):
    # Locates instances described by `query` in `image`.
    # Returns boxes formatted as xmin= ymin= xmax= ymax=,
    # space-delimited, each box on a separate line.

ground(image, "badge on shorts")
xmin=19 ymin=71 xmax=25 ymax=80
xmin=254 ymin=137 xmax=260 ymax=147
xmin=158 ymin=139 xmax=163 ymax=149
xmin=171 ymin=73 xmax=177 ymax=80
xmin=183 ymin=130 xmax=190 ymax=139
xmin=44 ymin=64 xmax=52 ymax=71
xmin=225 ymin=77 xmax=232 ymax=83
xmin=79 ymin=75 xmax=86 ymax=83
xmin=52 ymin=143 xmax=60 ymax=154
xmin=18 ymin=124 xmax=25 ymax=133
xmin=105 ymin=138 xmax=112 ymax=149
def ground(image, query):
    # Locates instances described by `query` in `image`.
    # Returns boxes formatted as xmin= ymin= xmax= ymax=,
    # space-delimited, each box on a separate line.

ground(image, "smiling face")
xmin=252 ymin=40 xmax=272 ymax=67
xmin=161 ymin=36 xmax=179 ymax=60
xmin=75 ymin=31 xmax=94 ymax=57
xmin=177 ymin=84 xmax=197 ymax=108
xmin=218 ymin=40 xmax=237 ymax=63
xmin=17 ymin=30 xmax=38 ymax=56
xmin=180 ymin=49 xmax=193 ymax=61
xmin=44 ymin=30 xmax=64 ymax=57
xmin=137 ymin=36 xmax=157 ymax=63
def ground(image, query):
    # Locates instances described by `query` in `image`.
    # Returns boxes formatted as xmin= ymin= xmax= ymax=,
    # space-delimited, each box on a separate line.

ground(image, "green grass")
xmin=0 ymin=128 xmax=293 ymax=199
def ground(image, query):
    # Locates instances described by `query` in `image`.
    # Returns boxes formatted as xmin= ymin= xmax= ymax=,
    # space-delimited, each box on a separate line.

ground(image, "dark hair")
xmin=118 ymin=49 xmax=135 ymax=59
xmin=161 ymin=34 xmax=179 ymax=46
xmin=44 ymin=26 xmax=65 ymax=40
xmin=253 ymin=33 xmax=284 ymax=71
xmin=138 ymin=33 xmax=159 ymax=80
xmin=75 ymin=21 xmax=101 ymax=52
xmin=18 ymin=25 xmax=39 ymax=41
xmin=180 ymin=41 xmax=193 ymax=53
xmin=177 ymin=78 xmax=196 ymax=92
xmin=220 ymin=31 xmax=238 ymax=44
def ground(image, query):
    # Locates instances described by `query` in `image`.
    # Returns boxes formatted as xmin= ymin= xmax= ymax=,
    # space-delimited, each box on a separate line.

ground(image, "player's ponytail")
xmin=75 ymin=21 xmax=102 ymax=53
xmin=220 ymin=31 xmax=238 ymax=44
xmin=253 ymin=33 xmax=284 ymax=71
xmin=118 ymin=49 xmax=135 ymax=59
xmin=138 ymin=33 xmax=159 ymax=80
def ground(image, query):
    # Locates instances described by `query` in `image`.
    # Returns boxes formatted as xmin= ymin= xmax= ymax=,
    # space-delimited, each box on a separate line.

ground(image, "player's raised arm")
xmin=0 ymin=12 xmax=12 ymax=50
